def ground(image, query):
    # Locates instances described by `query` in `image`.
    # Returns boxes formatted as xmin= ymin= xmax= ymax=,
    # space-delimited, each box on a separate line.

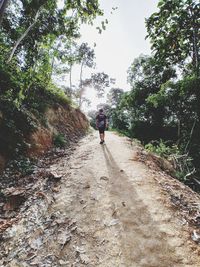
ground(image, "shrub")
xmin=24 ymin=81 xmax=71 ymax=116
xmin=53 ymin=133 xmax=67 ymax=148
xmin=145 ymin=139 xmax=196 ymax=183
xmin=9 ymin=156 xmax=36 ymax=176
xmin=145 ymin=139 xmax=179 ymax=158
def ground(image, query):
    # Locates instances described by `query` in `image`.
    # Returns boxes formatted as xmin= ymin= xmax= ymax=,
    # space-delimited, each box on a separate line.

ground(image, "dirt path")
xmin=1 ymin=131 xmax=200 ymax=267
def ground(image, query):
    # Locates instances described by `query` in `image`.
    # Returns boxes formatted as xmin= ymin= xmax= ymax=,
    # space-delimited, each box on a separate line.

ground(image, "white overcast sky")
xmin=58 ymin=0 xmax=159 ymax=110
xmin=81 ymin=0 xmax=158 ymax=89
xmin=79 ymin=0 xmax=159 ymax=110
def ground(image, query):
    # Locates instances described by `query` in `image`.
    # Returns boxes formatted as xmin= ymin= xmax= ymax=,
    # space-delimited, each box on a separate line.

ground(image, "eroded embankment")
xmin=0 ymin=103 xmax=89 ymax=171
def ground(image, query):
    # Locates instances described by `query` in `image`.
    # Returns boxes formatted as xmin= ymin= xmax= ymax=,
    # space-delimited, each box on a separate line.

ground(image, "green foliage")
xmin=9 ymin=156 xmax=36 ymax=176
xmin=175 ymin=171 xmax=186 ymax=181
xmin=91 ymin=72 xmax=111 ymax=97
xmin=145 ymin=140 xmax=179 ymax=158
xmin=145 ymin=140 xmax=195 ymax=183
xmin=146 ymin=76 xmax=200 ymax=156
xmin=107 ymin=88 xmax=124 ymax=107
xmin=77 ymin=42 xmax=95 ymax=68
xmin=121 ymin=55 xmax=176 ymax=142
xmin=0 ymin=99 xmax=37 ymax=157
xmin=53 ymin=133 xmax=68 ymax=148
xmin=0 ymin=0 xmax=104 ymax=164
xmin=146 ymin=0 xmax=200 ymax=75
xmin=24 ymin=80 xmax=71 ymax=115
xmin=110 ymin=128 xmax=132 ymax=138
xmin=108 ymin=52 xmax=200 ymax=188
xmin=87 ymin=110 xmax=97 ymax=129
xmin=110 ymin=108 xmax=129 ymax=132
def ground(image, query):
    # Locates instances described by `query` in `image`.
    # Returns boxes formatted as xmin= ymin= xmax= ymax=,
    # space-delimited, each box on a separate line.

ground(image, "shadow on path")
xmin=101 ymin=144 xmax=181 ymax=267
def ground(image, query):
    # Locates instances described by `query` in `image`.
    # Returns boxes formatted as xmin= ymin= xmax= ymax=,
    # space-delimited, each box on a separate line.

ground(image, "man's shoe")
xmin=100 ymin=141 xmax=103 ymax=144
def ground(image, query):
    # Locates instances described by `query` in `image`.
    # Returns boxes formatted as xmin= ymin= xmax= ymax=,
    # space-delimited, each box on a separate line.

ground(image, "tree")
xmin=97 ymin=103 xmax=111 ymax=114
xmin=0 ymin=0 xmax=9 ymax=25
xmin=1 ymin=0 xmax=103 ymax=67
xmin=77 ymin=43 xmax=95 ymax=107
xmin=107 ymin=87 xmax=124 ymax=107
xmin=49 ymin=37 xmax=79 ymax=95
xmin=87 ymin=109 xmax=97 ymax=128
xmin=72 ymin=71 xmax=112 ymax=109
xmin=123 ymin=55 xmax=176 ymax=141
xmin=146 ymin=0 xmax=200 ymax=76
xmin=147 ymin=76 xmax=200 ymax=147
xmin=0 ymin=0 xmax=105 ymax=163
xmin=0 ymin=0 xmax=103 ymax=103
xmin=91 ymin=72 xmax=111 ymax=97
xmin=7 ymin=8 xmax=40 ymax=63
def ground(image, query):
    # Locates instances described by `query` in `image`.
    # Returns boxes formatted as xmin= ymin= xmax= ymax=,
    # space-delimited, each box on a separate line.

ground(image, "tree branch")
xmin=7 ymin=9 xmax=40 ymax=63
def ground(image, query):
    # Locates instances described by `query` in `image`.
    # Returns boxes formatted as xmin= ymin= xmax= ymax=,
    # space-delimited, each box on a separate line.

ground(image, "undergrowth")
xmin=53 ymin=133 xmax=68 ymax=148
xmin=145 ymin=139 xmax=196 ymax=183
xmin=145 ymin=139 xmax=179 ymax=158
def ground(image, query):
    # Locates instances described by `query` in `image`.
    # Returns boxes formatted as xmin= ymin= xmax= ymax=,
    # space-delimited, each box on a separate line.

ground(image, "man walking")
xmin=96 ymin=109 xmax=108 ymax=144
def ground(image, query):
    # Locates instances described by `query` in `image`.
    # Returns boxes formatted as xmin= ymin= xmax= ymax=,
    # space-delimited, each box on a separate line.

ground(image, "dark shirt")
xmin=96 ymin=113 xmax=107 ymax=128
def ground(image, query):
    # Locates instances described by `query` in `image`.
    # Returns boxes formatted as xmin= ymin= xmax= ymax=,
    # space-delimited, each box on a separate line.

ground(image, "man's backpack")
xmin=98 ymin=114 xmax=106 ymax=128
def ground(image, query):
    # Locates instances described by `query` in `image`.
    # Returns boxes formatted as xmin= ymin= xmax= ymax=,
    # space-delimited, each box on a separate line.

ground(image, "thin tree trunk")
xmin=78 ymin=61 xmax=84 ymax=108
xmin=184 ymin=118 xmax=197 ymax=153
xmin=69 ymin=44 xmax=73 ymax=93
xmin=49 ymin=41 xmax=60 ymax=81
xmin=50 ymin=56 xmax=55 ymax=80
xmin=79 ymin=60 xmax=83 ymax=86
xmin=0 ymin=0 xmax=9 ymax=25
xmin=177 ymin=119 xmax=181 ymax=140
xmin=7 ymin=10 xmax=40 ymax=63
xmin=69 ymin=63 xmax=72 ymax=96
xmin=193 ymin=27 xmax=199 ymax=76
xmin=189 ymin=5 xmax=199 ymax=76
xmin=69 ymin=65 xmax=72 ymax=88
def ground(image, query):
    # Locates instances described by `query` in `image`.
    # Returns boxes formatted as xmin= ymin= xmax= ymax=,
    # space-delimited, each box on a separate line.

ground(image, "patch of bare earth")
xmin=1 ymin=131 xmax=200 ymax=267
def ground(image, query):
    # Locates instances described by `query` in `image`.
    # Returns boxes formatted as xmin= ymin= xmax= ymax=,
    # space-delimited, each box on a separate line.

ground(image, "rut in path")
xmin=1 ymin=131 xmax=200 ymax=267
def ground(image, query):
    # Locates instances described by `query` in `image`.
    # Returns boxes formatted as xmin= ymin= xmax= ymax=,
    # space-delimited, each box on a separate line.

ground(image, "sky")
xmin=82 ymin=0 xmax=158 ymax=87
xmin=77 ymin=0 xmax=159 ymax=111
xmin=57 ymin=0 xmax=159 ymax=111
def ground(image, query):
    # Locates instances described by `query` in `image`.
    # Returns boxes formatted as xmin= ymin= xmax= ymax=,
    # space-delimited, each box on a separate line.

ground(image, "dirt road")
xmin=1 ymin=131 xmax=200 ymax=267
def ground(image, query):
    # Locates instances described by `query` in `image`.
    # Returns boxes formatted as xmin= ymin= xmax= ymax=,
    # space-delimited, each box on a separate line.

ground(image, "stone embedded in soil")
xmin=79 ymin=254 xmax=90 ymax=264
xmin=57 ymin=231 xmax=71 ymax=246
xmin=100 ymin=176 xmax=109 ymax=181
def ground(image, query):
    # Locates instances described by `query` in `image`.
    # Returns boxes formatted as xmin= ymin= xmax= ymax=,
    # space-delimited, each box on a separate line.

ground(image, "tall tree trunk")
xmin=184 ymin=118 xmax=197 ymax=153
xmin=50 ymin=55 xmax=55 ymax=80
xmin=78 ymin=61 xmax=84 ymax=108
xmin=189 ymin=5 xmax=199 ymax=76
xmin=69 ymin=45 xmax=73 ymax=94
xmin=0 ymin=0 xmax=9 ymax=26
xmin=7 ymin=10 xmax=40 ymax=63
xmin=193 ymin=27 xmax=199 ymax=76
xmin=49 ymin=42 xmax=60 ymax=81
xmin=177 ymin=119 xmax=181 ymax=140
xmin=69 ymin=63 xmax=72 ymax=96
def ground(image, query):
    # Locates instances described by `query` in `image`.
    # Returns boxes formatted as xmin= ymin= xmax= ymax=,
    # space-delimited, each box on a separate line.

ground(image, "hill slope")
xmin=0 ymin=103 xmax=89 ymax=171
